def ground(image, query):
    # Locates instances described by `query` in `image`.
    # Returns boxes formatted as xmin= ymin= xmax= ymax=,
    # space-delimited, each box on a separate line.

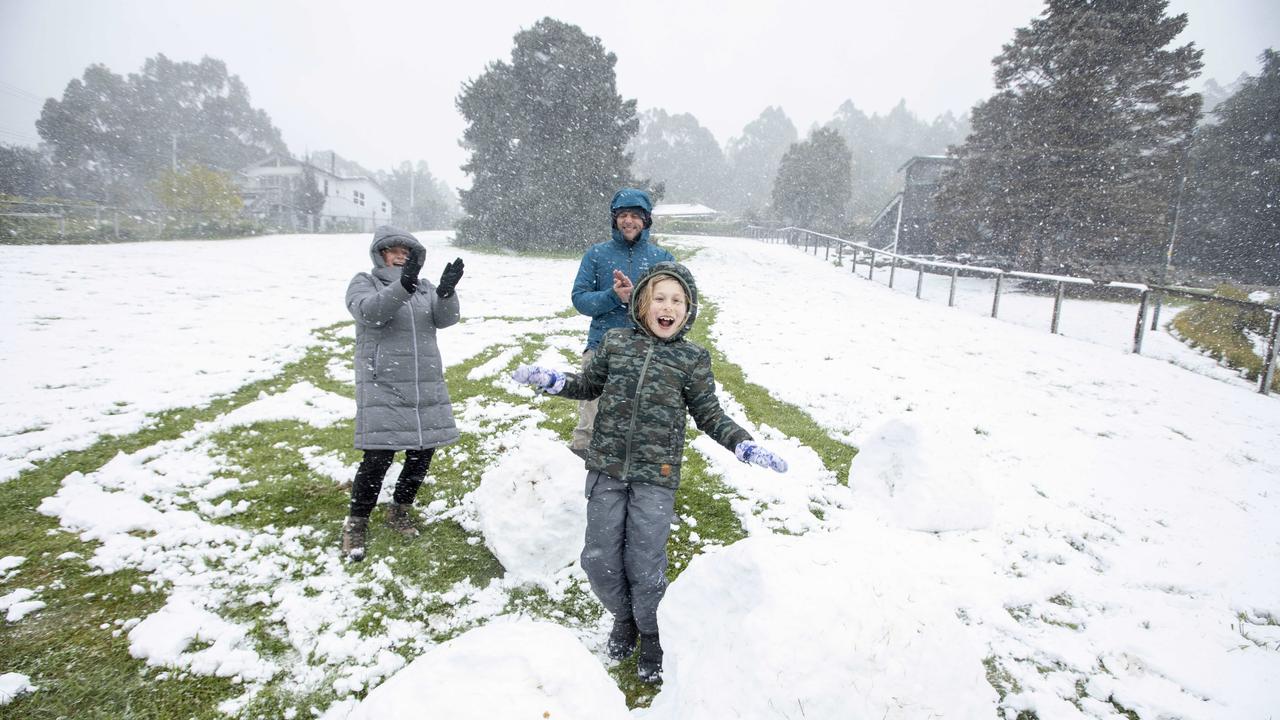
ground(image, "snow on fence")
xmin=0 ymin=198 xmax=385 ymax=242
xmin=749 ymin=225 xmax=1280 ymax=396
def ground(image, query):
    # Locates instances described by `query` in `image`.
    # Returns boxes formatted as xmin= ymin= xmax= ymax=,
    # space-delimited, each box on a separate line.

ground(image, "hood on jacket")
xmin=628 ymin=260 xmax=699 ymax=341
xmin=369 ymin=225 xmax=420 ymax=267
xmin=610 ymin=188 xmax=654 ymax=245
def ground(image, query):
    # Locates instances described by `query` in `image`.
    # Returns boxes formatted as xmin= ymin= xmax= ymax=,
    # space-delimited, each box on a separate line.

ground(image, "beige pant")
xmin=571 ymin=349 xmax=598 ymax=451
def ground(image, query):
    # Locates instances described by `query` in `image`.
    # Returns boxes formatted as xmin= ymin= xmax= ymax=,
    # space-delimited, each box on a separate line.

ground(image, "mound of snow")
xmin=346 ymin=620 xmax=628 ymax=720
xmin=643 ymin=529 xmax=998 ymax=719
xmin=849 ymin=418 xmax=994 ymax=532
xmin=470 ymin=431 xmax=587 ymax=587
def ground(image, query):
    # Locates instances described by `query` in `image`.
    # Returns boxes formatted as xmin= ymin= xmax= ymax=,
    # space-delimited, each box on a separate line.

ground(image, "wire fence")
xmin=749 ymin=225 xmax=1280 ymax=396
xmin=0 ymin=198 xmax=394 ymax=244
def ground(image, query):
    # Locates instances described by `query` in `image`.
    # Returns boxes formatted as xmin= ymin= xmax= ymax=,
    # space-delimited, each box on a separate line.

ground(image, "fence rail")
xmin=0 ymin=198 xmax=391 ymax=242
xmin=748 ymin=225 xmax=1280 ymax=396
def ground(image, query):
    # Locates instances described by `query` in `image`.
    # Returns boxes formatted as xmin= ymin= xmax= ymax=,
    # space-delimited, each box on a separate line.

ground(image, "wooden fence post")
xmin=1051 ymin=282 xmax=1065 ymax=334
xmin=1133 ymin=290 xmax=1150 ymax=354
xmin=1261 ymin=312 xmax=1279 ymax=395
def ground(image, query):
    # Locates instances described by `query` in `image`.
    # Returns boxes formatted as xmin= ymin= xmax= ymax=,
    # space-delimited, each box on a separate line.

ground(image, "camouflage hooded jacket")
xmin=558 ymin=261 xmax=751 ymax=489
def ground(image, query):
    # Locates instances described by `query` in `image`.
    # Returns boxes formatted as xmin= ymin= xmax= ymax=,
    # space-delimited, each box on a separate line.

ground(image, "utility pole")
xmin=1150 ymin=128 xmax=1197 ymax=330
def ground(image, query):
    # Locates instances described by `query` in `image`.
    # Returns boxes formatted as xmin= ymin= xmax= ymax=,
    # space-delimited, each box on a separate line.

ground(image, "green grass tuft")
xmin=1170 ymin=285 xmax=1278 ymax=393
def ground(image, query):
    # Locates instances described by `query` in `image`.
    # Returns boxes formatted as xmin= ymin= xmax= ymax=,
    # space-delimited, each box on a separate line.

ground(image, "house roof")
xmin=240 ymin=154 xmax=391 ymax=195
xmin=897 ymin=155 xmax=954 ymax=173
xmin=652 ymin=203 xmax=719 ymax=217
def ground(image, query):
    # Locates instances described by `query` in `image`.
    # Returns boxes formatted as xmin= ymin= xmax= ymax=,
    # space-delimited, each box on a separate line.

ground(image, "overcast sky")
xmin=1 ymin=0 xmax=1276 ymax=191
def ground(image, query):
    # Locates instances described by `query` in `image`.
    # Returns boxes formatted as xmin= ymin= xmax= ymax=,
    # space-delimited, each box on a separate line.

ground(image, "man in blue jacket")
xmin=569 ymin=188 xmax=674 ymax=457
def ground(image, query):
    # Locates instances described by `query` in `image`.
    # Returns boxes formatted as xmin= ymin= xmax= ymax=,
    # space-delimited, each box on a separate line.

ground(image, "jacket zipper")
xmin=409 ymin=292 xmax=423 ymax=445
xmin=620 ymin=341 xmax=656 ymax=481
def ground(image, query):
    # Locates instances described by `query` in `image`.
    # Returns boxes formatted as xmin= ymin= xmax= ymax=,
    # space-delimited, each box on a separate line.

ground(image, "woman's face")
xmin=644 ymin=277 xmax=689 ymax=339
xmin=381 ymin=246 xmax=410 ymax=267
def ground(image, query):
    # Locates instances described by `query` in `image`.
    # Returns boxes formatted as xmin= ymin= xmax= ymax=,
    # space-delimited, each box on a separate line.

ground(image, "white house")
xmin=236 ymin=155 xmax=394 ymax=231
xmin=651 ymin=202 xmax=720 ymax=219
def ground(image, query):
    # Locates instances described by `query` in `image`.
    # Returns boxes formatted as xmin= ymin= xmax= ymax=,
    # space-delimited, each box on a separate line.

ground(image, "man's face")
xmin=615 ymin=209 xmax=644 ymax=242
xmin=381 ymin=246 xmax=410 ymax=267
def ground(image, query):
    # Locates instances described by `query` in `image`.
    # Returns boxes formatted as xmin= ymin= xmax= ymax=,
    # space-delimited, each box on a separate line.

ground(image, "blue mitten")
xmin=735 ymin=440 xmax=788 ymax=473
xmin=512 ymin=364 xmax=566 ymax=394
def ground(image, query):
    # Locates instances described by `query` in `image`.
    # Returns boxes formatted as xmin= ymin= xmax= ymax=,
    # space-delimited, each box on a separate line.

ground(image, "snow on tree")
xmin=36 ymin=55 xmax=288 ymax=207
xmin=1178 ymin=49 xmax=1280 ymax=284
xmin=455 ymin=18 xmax=643 ymax=251
xmin=725 ymin=106 xmax=798 ymax=216
xmin=826 ymin=100 xmax=969 ymax=222
xmin=375 ymin=161 xmax=461 ymax=231
xmin=151 ymin=165 xmax=243 ymax=226
xmin=936 ymin=0 xmax=1203 ymax=271
xmin=771 ymin=127 xmax=852 ymax=232
xmin=628 ymin=108 xmax=729 ymax=208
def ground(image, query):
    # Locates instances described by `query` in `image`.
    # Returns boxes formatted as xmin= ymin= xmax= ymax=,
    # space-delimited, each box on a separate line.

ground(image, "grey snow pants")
xmin=580 ymin=470 xmax=676 ymax=635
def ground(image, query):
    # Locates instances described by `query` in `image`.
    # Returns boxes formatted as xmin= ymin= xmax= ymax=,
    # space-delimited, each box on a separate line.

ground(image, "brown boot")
xmin=342 ymin=516 xmax=368 ymax=562
xmin=384 ymin=503 xmax=422 ymax=537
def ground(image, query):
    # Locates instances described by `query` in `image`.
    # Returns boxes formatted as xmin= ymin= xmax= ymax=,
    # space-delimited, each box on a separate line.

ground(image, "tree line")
xmin=456 ymin=6 xmax=1274 ymax=284
xmin=3 ymin=4 xmax=1273 ymax=284
xmin=0 ymin=54 xmax=458 ymax=233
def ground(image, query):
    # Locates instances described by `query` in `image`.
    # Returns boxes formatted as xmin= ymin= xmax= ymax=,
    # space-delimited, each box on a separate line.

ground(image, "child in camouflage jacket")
xmin=512 ymin=261 xmax=787 ymax=684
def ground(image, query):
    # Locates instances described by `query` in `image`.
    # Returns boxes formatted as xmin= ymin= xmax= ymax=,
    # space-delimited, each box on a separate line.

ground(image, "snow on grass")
xmin=0 ymin=673 xmax=37 ymax=705
xmin=0 ymin=231 xmax=578 ymax=482
xmin=4 ymin=232 xmax=1279 ymax=718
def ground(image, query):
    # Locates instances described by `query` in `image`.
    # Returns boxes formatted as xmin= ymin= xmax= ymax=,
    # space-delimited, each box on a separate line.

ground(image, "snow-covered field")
xmin=2 ymin=232 xmax=1277 ymax=718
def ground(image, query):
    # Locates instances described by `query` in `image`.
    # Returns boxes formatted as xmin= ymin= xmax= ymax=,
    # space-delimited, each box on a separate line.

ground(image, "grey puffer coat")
xmin=346 ymin=228 xmax=460 ymax=450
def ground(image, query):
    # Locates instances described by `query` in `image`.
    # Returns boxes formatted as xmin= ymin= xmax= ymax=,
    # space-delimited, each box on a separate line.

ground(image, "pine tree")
xmin=0 ymin=144 xmax=54 ymax=198
xmin=295 ymin=164 xmax=327 ymax=220
xmin=36 ymin=55 xmax=287 ymax=206
xmin=827 ymin=100 xmax=969 ymax=222
xmin=936 ymin=0 xmax=1203 ymax=271
xmin=771 ymin=127 xmax=852 ymax=231
xmin=725 ymin=107 xmax=798 ymax=215
xmin=1180 ymin=50 xmax=1280 ymax=283
xmin=455 ymin=18 xmax=640 ymax=251
xmin=629 ymin=109 xmax=729 ymax=208
xmin=376 ymin=161 xmax=460 ymax=231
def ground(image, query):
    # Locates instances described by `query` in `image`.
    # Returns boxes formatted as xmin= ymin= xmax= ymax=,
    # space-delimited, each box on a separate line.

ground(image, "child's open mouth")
xmin=657 ymin=315 xmax=675 ymax=329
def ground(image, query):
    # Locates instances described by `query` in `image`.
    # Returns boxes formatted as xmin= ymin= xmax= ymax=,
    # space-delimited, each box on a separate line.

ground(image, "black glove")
xmin=437 ymin=258 xmax=465 ymax=298
xmin=400 ymin=244 xmax=426 ymax=292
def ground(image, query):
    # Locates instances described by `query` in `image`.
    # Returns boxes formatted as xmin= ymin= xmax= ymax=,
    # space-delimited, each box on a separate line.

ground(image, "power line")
xmin=0 ymin=79 xmax=45 ymax=104
xmin=0 ymin=125 xmax=41 ymax=144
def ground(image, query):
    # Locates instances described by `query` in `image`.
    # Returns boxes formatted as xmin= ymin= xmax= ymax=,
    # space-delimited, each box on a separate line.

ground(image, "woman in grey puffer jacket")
xmin=341 ymin=226 xmax=465 ymax=562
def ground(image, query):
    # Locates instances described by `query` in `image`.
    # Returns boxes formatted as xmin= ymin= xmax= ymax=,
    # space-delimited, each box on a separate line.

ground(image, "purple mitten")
xmin=512 ymin=364 xmax=566 ymax=394
xmin=734 ymin=440 xmax=788 ymax=473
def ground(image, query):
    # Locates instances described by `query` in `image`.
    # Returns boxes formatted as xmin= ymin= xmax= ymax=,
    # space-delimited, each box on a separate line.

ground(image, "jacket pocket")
xmin=372 ymin=343 xmax=382 ymax=379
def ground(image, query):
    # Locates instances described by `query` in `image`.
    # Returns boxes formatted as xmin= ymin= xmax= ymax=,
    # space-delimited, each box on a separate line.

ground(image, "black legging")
xmin=348 ymin=448 xmax=435 ymax=518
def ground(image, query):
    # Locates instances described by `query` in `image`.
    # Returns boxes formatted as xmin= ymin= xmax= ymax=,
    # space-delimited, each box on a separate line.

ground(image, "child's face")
xmin=644 ymin=277 xmax=689 ymax=339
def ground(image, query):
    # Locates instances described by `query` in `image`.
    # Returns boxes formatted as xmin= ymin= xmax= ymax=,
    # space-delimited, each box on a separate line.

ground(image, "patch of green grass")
xmin=687 ymin=298 xmax=858 ymax=485
xmin=458 ymin=243 xmax=585 ymax=260
xmin=0 ymin=326 xmax=376 ymax=719
xmin=1170 ymin=285 xmax=1279 ymax=393
xmin=0 ymin=285 xmax=855 ymax=718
